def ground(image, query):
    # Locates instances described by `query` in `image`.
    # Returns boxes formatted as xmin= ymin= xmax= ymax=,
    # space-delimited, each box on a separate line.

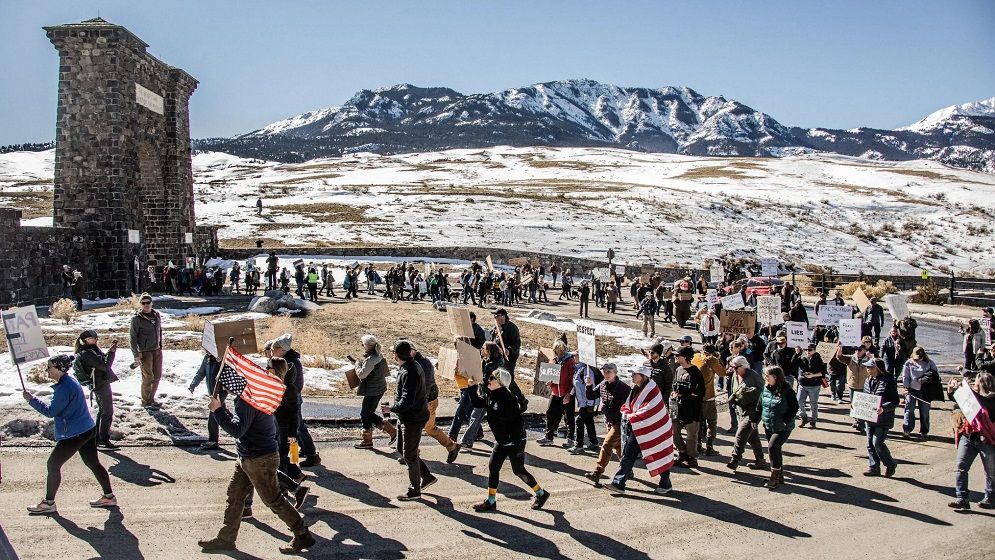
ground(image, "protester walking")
xmin=862 ymin=358 xmax=900 ymax=478
xmin=671 ymin=346 xmax=704 ymax=468
xmin=796 ymin=343 xmax=826 ymax=429
xmin=410 ymin=343 xmax=462 ymax=463
xmin=584 ymin=363 xmax=631 ymax=485
xmin=537 ymin=340 xmax=576 ymax=447
xmin=759 ymin=366 xmax=798 ymax=490
xmin=902 ymin=347 xmax=938 ymax=439
xmin=609 ymin=366 xmax=675 ymax=494
xmin=74 ymin=329 xmax=119 ymax=450
xmin=270 ymin=334 xmax=320 ymax=467
xmin=569 ymin=362 xmax=600 ymax=453
xmin=946 ymin=373 xmax=995 ymax=510
xmin=351 ymin=335 xmax=396 ymax=449
xmin=189 ymin=352 xmax=223 ymax=450
xmin=390 ymin=340 xmax=436 ymax=501
xmin=726 ymin=356 xmax=768 ymax=472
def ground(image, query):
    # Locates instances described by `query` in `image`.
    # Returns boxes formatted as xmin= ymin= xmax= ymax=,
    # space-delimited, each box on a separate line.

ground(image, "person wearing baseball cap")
xmin=726 ymin=356 xmax=767 ymax=472
xmin=129 ymin=293 xmax=164 ymax=410
xmin=608 ymin=365 xmax=674 ymax=495
xmin=861 ymin=357 xmax=899 ymax=478
xmin=672 ymin=346 xmax=705 ymax=469
xmin=584 ymin=363 xmax=632 ymax=485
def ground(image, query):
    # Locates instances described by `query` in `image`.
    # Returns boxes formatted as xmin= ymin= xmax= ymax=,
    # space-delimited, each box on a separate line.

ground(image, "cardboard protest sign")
xmin=852 ymin=288 xmax=871 ymax=314
xmin=1 ymin=305 xmax=49 ymax=365
xmin=508 ymin=257 xmax=529 ymax=267
xmin=785 ymin=321 xmax=808 ymax=348
xmin=613 ymin=265 xmax=625 ymax=277
xmin=576 ymin=324 xmax=597 ymax=367
xmin=345 ymin=368 xmax=360 ymax=390
xmin=455 ymin=340 xmax=483 ymax=383
xmin=485 ymin=255 xmax=494 ymax=272
xmin=532 ymin=347 xmax=555 ymax=398
xmin=639 ymin=273 xmax=650 ymax=285
xmin=756 ymin=295 xmax=783 ymax=326
xmin=720 ymin=293 xmax=745 ymax=310
xmin=202 ymin=319 xmax=257 ymax=359
xmin=817 ymin=304 xmax=853 ymax=326
xmin=720 ymin=309 xmax=756 ymax=337
xmin=883 ymin=294 xmax=909 ymax=321
xmin=815 ymin=342 xmax=838 ymax=365
xmin=710 ymin=263 xmax=725 ymax=284
xmin=839 ymin=318 xmax=863 ymax=346
xmin=761 ymin=257 xmax=779 ymax=277
xmin=981 ymin=318 xmax=992 ymax=347
xmin=538 ymin=363 xmax=561 ymax=383
xmin=850 ymin=391 xmax=882 ymax=423
xmin=437 ymin=346 xmax=459 ymax=381
xmin=447 ymin=306 xmax=475 ymax=339
xmin=706 ymin=289 xmax=719 ymax=307
xmin=954 ymin=379 xmax=982 ymax=423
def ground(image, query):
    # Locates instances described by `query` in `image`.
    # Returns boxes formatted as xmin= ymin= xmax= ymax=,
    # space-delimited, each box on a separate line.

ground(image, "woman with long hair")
xmin=759 ymin=366 xmax=798 ymax=490
xmin=74 ymin=329 xmax=119 ymax=450
xmin=901 ymin=346 xmax=938 ymax=439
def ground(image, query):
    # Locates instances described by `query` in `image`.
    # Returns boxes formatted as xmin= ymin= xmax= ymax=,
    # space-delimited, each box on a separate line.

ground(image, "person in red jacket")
xmin=537 ymin=339 xmax=576 ymax=447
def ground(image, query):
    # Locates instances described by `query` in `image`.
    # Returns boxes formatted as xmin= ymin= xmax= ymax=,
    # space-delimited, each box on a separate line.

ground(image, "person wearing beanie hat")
xmin=130 ymin=293 xmax=164 ymax=409
xmin=23 ymin=355 xmax=116 ymax=515
xmin=74 ymin=329 xmax=120 ymax=450
xmin=270 ymin=333 xmax=319 ymax=468
xmin=389 ymin=339 xmax=434 ymax=501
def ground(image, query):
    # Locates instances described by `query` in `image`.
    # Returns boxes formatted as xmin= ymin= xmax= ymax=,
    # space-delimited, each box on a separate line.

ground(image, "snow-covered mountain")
xmin=193 ymin=80 xmax=995 ymax=172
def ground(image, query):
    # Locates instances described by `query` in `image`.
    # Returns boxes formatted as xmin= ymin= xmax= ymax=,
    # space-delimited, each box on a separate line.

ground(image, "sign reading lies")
xmin=135 ymin=83 xmax=164 ymax=115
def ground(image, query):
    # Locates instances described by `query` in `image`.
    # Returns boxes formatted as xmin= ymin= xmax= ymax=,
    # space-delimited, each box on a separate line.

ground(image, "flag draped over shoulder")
xmin=219 ymin=347 xmax=285 ymax=415
xmin=621 ymin=379 xmax=674 ymax=477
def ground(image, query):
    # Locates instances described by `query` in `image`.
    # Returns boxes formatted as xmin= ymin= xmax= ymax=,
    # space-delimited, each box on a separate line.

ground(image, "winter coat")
xmin=390 ymin=359 xmax=429 ymax=423
xmin=355 ymin=347 xmax=388 ymax=397
xmin=573 ymin=366 xmax=597 ymax=408
xmin=691 ymin=352 xmax=724 ymax=400
xmin=189 ymin=355 xmax=220 ymax=394
xmin=549 ymin=353 xmax=576 ymax=398
xmin=75 ymin=343 xmax=118 ymax=389
xmin=760 ymin=382 xmax=798 ymax=433
xmin=796 ymin=353 xmax=826 ymax=387
xmin=901 ymin=359 xmax=943 ymax=403
xmin=649 ymin=357 xmax=674 ymax=401
xmin=862 ymin=303 xmax=885 ymax=327
xmin=789 ymin=304 xmax=809 ymax=327
xmin=129 ymin=310 xmax=163 ymax=356
xmin=845 ymin=353 xmax=870 ymax=390
xmin=273 ymin=366 xmax=301 ymax=433
xmin=414 ymin=352 xmax=439 ymax=402
xmin=882 ymin=336 xmax=908 ymax=374
xmin=284 ymin=349 xmax=305 ymax=395
xmin=491 ymin=321 xmax=522 ymax=366
xmin=670 ymin=364 xmax=704 ymax=424
xmin=765 ymin=343 xmax=799 ymax=378
xmin=863 ymin=373 xmax=900 ymax=430
xmin=214 ymin=397 xmax=278 ymax=459
xmin=29 ymin=374 xmax=95 ymax=441
xmin=730 ymin=370 xmax=764 ymax=422
xmin=469 ymin=384 xmax=526 ymax=446
xmin=598 ymin=378 xmax=632 ymax=425
xmin=698 ymin=314 xmax=721 ymax=338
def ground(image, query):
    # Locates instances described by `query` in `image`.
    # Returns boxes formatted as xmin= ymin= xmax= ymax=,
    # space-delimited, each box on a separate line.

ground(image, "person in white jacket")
xmin=699 ymin=308 xmax=721 ymax=345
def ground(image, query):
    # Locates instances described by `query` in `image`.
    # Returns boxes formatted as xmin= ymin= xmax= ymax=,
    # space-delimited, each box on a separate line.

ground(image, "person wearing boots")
xmin=692 ymin=344 xmax=724 ymax=456
xmin=410 ymin=342 xmax=461 ymax=464
xmin=129 ymin=293 xmax=164 ymax=410
xmin=726 ymin=356 xmax=768 ymax=472
xmin=759 ymin=366 xmax=798 ymax=490
xmin=351 ymin=335 xmax=396 ymax=449
xmin=390 ymin=340 xmax=435 ymax=501
xmin=584 ymin=363 xmax=631 ymax=485
xmin=671 ymin=346 xmax=704 ymax=468
xmin=74 ymin=329 xmax=119 ymax=450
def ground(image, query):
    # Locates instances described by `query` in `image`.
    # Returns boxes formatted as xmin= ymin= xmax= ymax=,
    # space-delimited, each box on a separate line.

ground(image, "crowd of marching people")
xmin=18 ymin=257 xmax=995 ymax=554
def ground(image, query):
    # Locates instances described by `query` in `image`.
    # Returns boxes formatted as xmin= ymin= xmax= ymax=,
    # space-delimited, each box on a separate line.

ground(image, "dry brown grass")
xmin=0 ymin=190 xmax=53 ymax=219
xmin=677 ymin=166 xmax=751 ymax=180
xmin=258 ymin=314 xmax=338 ymax=368
xmin=50 ymin=298 xmax=78 ymax=324
xmin=182 ymin=314 xmax=206 ymax=332
xmin=274 ymin=202 xmax=375 ymax=223
xmin=263 ymin=172 xmax=344 ymax=185
xmin=838 ymin=280 xmax=898 ymax=299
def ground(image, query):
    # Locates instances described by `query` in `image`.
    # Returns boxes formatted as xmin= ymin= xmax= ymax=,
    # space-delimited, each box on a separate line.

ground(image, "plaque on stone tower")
xmin=128 ymin=230 xmax=140 ymax=244
xmin=135 ymin=83 xmax=164 ymax=115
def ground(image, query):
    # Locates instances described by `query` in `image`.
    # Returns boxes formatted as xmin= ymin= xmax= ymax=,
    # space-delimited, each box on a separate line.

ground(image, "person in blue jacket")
xmin=23 ymin=354 xmax=116 ymax=515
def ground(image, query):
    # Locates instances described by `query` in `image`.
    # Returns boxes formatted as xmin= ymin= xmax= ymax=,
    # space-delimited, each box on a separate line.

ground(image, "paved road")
xmin=1 ymin=399 xmax=993 ymax=560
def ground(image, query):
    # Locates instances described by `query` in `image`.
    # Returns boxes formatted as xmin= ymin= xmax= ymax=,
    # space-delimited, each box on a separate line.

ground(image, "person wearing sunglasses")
xmin=129 ymin=293 xmax=164 ymax=410
xmin=468 ymin=368 xmax=549 ymax=512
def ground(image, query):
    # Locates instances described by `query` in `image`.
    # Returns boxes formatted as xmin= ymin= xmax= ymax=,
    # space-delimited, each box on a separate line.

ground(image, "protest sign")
xmin=455 ymin=340 xmax=483 ymax=383
xmin=852 ymin=288 xmax=871 ymax=313
xmin=640 ymin=273 xmax=650 ymax=285
xmin=817 ymin=304 xmax=852 ymax=326
xmin=706 ymin=289 xmax=719 ymax=307
xmin=576 ymin=324 xmax=597 ymax=367
xmin=850 ymin=391 xmax=882 ymax=423
xmin=710 ymin=263 xmax=725 ymax=284
xmin=816 ymin=342 xmax=838 ymax=365
xmin=720 ymin=293 xmax=744 ymax=310
xmin=720 ymin=309 xmax=756 ymax=337
xmin=756 ymin=295 xmax=783 ymax=325
xmin=202 ymin=319 xmax=257 ymax=359
xmin=785 ymin=321 xmax=808 ymax=348
xmin=538 ymin=362 xmax=561 ymax=383
xmin=613 ymin=265 xmax=625 ymax=277
xmin=761 ymin=257 xmax=779 ymax=277
xmin=839 ymin=318 xmax=863 ymax=346
xmin=1 ymin=305 xmax=49 ymax=365
xmin=532 ymin=347 xmax=555 ymax=398
xmin=485 ymin=255 xmax=494 ymax=272
xmin=954 ymin=379 xmax=982 ymax=423
xmin=437 ymin=346 xmax=459 ymax=381
xmin=592 ymin=268 xmax=611 ymax=282
xmin=508 ymin=257 xmax=529 ymax=267
xmin=447 ymin=306 xmax=475 ymax=338
xmin=979 ymin=318 xmax=991 ymax=347
xmin=883 ymin=294 xmax=909 ymax=321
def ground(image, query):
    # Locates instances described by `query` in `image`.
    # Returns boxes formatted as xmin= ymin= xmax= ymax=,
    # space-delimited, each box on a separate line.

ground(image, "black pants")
xmin=267 ymin=270 xmax=278 ymax=290
xmin=307 ymin=283 xmax=318 ymax=301
xmin=579 ymin=299 xmax=589 ymax=317
xmin=93 ymin=383 xmax=114 ymax=444
xmin=863 ymin=323 xmax=882 ymax=346
xmin=487 ymin=442 xmax=538 ymax=490
xmin=766 ymin=429 xmax=791 ymax=469
xmin=360 ymin=393 xmax=385 ymax=431
xmin=575 ymin=406 xmax=597 ymax=446
xmin=397 ymin=420 xmax=431 ymax=491
xmin=207 ymin=388 xmax=228 ymax=443
xmin=545 ymin=396 xmax=575 ymax=440
xmin=607 ymin=301 xmax=616 ymax=313
xmin=46 ymin=427 xmax=112 ymax=500
xmin=277 ymin=426 xmax=303 ymax=491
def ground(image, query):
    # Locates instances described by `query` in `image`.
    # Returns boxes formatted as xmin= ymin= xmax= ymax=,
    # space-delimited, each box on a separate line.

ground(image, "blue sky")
xmin=2 ymin=0 xmax=993 ymax=144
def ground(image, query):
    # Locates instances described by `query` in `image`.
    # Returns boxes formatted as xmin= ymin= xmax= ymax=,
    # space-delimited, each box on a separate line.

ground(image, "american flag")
xmin=218 ymin=348 xmax=285 ymax=415
xmin=621 ymin=379 xmax=674 ymax=477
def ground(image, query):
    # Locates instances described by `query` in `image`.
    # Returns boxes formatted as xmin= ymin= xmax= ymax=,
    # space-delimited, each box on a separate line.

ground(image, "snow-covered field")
xmin=3 ymin=146 xmax=995 ymax=275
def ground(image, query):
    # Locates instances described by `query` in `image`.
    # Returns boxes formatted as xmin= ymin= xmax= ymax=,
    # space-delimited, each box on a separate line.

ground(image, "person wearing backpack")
xmin=74 ymin=329 xmax=119 ymax=450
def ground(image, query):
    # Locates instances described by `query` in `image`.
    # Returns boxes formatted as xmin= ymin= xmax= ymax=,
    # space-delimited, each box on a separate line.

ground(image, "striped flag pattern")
xmin=220 ymin=347 xmax=285 ymax=415
xmin=621 ymin=379 xmax=674 ymax=477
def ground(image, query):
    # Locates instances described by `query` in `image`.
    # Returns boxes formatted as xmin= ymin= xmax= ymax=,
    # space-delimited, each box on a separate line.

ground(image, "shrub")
xmin=50 ymin=298 xmax=78 ymax=325
xmin=837 ymin=280 xmax=898 ymax=299
xmin=27 ymin=363 xmax=49 ymax=384
xmin=113 ymin=294 xmax=142 ymax=312
xmin=260 ymin=315 xmax=336 ymax=368
xmin=909 ymin=279 xmax=946 ymax=305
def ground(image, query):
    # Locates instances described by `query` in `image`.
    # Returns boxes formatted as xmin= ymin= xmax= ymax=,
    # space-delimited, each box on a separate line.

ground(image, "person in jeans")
xmin=671 ymin=346 xmax=704 ymax=468
xmin=862 ymin=358 xmax=900 ymax=478
xmin=536 ymin=340 xmax=576 ymax=447
xmin=827 ymin=344 xmax=848 ymax=402
xmin=584 ymin=363 xmax=631 ymax=485
xmin=458 ymin=342 xmax=505 ymax=449
xmin=129 ymin=293 xmax=163 ymax=410
xmin=844 ymin=345 xmax=871 ymax=433
xmin=390 ymin=340 xmax=436 ymax=501
xmin=946 ymin=372 xmax=995 ymax=510
xmin=24 ymin=355 xmax=116 ymax=515
xmin=448 ymin=314 xmax=488 ymax=444
xmin=901 ymin=346 xmax=937 ymax=439
xmin=609 ymin=366 xmax=675 ymax=494
xmin=189 ymin=352 xmax=223 ymax=450
xmin=569 ymin=363 xmax=599 ymax=453
xmin=759 ymin=366 xmax=798 ymax=490
xmin=726 ymin=356 xmax=768 ymax=472
xmin=198 ymin=365 xmax=315 ymax=553
xmin=73 ymin=329 xmax=119 ymax=450
xmin=796 ymin=344 xmax=826 ymax=429
xmin=351 ymin=335 xmax=396 ymax=449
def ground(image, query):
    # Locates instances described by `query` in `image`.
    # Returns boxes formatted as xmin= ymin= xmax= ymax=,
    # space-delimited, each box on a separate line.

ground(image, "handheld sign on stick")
xmin=1 ymin=305 xmax=49 ymax=392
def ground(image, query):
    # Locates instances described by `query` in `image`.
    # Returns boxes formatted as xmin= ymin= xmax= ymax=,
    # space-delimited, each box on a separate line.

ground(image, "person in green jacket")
xmin=759 ymin=365 xmax=798 ymax=490
xmin=727 ymin=356 xmax=768 ymax=472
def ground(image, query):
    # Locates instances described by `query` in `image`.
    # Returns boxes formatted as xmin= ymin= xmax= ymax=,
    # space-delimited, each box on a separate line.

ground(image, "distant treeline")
xmin=0 ymin=142 xmax=54 ymax=154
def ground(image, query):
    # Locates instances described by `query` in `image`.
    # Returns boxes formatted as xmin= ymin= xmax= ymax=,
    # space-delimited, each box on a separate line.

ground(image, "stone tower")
xmin=44 ymin=18 xmax=199 ymax=295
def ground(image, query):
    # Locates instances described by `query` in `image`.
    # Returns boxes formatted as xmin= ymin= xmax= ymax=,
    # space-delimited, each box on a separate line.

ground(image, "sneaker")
xmin=397 ymin=457 xmax=407 ymax=465
xmin=242 ymin=507 xmax=253 ymax=519
xmin=279 ymin=530 xmax=316 ymax=554
xmin=584 ymin=472 xmax=602 ymax=485
xmin=300 ymin=454 xmax=322 ymax=468
xmin=531 ymin=490 xmax=550 ymax=510
xmin=568 ymin=446 xmax=585 ymax=455
xmin=948 ymin=499 xmax=970 ymax=510
xmin=397 ymin=489 xmax=422 ymax=502
xmin=608 ymin=482 xmax=626 ymax=494
xmin=96 ymin=441 xmax=120 ymax=451
xmin=536 ymin=437 xmax=554 ymax=446
xmin=446 ymin=445 xmax=461 ymax=464
xmin=747 ymin=460 xmax=770 ymax=471
xmin=198 ymin=538 xmax=236 ymax=551
xmin=89 ymin=494 xmax=117 ymax=508
xmin=561 ymin=439 xmax=575 ymax=449
xmin=198 ymin=441 xmax=219 ymax=451
xmin=884 ymin=466 xmax=896 ymax=478
xmin=472 ymin=500 xmax=497 ymax=512
xmin=585 ymin=443 xmax=599 ymax=451
xmin=978 ymin=499 xmax=994 ymax=510
xmin=293 ymin=486 xmax=310 ymax=510
xmin=799 ymin=417 xmax=809 ymax=428
xmin=26 ymin=500 xmax=57 ymax=515
xmin=862 ymin=470 xmax=881 ymax=477
xmin=654 ymin=485 xmax=671 ymax=495
xmin=420 ymin=475 xmax=438 ymax=491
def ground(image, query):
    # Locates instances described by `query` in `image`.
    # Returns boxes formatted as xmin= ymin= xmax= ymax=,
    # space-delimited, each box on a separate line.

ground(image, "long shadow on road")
xmin=430 ymin=496 xmax=570 ymax=560
xmin=103 ymin=450 xmax=176 ymax=487
xmin=305 ymin=505 xmax=407 ymax=559
xmin=53 ymin=510 xmax=143 ymax=560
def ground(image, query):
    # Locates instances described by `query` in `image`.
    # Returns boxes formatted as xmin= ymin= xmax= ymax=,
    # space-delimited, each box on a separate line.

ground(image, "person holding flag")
xmin=198 ymin=347 xmax=315 ymax=554
xmin=609 ymin=365 xmax=675 ymax=495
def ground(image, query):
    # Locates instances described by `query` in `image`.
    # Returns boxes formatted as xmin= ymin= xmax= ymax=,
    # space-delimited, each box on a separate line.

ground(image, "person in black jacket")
xmin=410 ymin=343 xmax=461 ymax=463
xmin=468 ymin=368 xmax=549 ymax=512
xmin=862 ymin=298 xmax=886 ymax=347
xmin=882 ymin=327 xmax=908 ymax=376
xmin=672 ymin=346 xmax=705 ymax=468
xmin=491 ymin=309 xmax=528 ymax=411
xmin=795 ymin=344 xmax=826 ymax=429
xmin=74 ymin=329 xmax=119 ymax=450
xmin=390 ymin=340 xmax=435 ymax=501
xmin=765 ymin=334 xmax=799 ymax=388
xmin=862 ymin=358 xmax=900 ymax=478
xmin=584 ymin=363 xmax=631 ymax=485
xmin=271 ymin=334 xmax=319 ymax=468
xmin=645 ymin=343 xmax=674 ymax=402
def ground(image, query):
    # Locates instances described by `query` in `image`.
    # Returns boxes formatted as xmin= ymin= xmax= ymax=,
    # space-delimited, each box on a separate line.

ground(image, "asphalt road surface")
xmin=1 ymin=398 xmax=993 ymax=560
